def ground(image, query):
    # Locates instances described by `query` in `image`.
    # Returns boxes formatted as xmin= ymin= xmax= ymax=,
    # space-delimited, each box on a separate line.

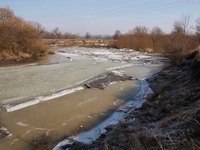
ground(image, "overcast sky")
xmin=1 ymin=0 xmax=200 ymax=35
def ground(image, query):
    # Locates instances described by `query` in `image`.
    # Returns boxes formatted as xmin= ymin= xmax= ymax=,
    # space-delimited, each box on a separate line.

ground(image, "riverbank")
xmin=0 ymin=8 xmax=49 ymax=64
xmin=0 ymin=39 xmax=114 ymax=65
xmin=63 ymin=52 xmax=200 ymax=150
xmin=0 ymin=48 xmax=55 ymax=67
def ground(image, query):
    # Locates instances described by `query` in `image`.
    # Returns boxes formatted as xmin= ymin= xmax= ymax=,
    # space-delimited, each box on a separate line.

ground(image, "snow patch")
xmin=111 ymin=70 xmax=124 ymax=76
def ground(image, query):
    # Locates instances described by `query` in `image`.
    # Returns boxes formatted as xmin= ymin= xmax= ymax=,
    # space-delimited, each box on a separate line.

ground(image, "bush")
xmin=0 ymin=8 xmax=47 ymax=62
xmin=114 ymin=25 xmax=198 ymax=64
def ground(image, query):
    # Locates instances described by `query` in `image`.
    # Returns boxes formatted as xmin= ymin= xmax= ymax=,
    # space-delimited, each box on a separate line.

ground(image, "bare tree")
xmin=113 ymin=30 xmax=121 ymax=39
xmin=195 ymin=17 xmax=200 ymax=44
xmin=181 ymin=14 xmax=192 ymax=35
xmin=151 ymin=26 xmax=165 ymax=51
xmin=52 ymin=27 xmax=62 ymax=39
xmin=167 ymin=14 xmax=198 ymax=59
xmin=151 ymin=26 xmax=164 ymax=35
xmin=172 ymin=14 xmax=191 ymax=35
xmin=85 ymin=32 xmax=91 ymax=39
xmin=29 ymin=21 xmax=45 ymax=35
xmin=132 ymin=26 xmax=148 ymax=35
xmin=173 ymin=21 xmax=184 ymax=34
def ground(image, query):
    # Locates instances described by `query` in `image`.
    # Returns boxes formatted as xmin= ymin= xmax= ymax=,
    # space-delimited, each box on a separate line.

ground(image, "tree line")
xmin=114 ymin=15 xmax=200 ymax=63
xmin=42 ymin=29 xmax=113 ymax=40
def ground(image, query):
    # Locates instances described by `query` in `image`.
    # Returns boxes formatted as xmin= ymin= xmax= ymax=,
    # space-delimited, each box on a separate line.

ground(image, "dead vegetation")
xmin=115 ymin=29 xmax=198 ymax=64
xmin=115 ymin=15 xmax=200 ymax=64
xmin=68 ymin=52 xmax=200 ymax=150
xmin=46 ymin=39 xmax=115 ymax=48
xmin=0 ymin=7 xmax=47 ymax=62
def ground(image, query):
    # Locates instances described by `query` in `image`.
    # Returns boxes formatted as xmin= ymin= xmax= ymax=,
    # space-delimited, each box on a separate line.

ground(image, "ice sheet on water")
xmin=57 ymin=52 xmax=86 ymax=60
xmin=57 ymin=47 xmax=156 ymax=66
xmin=5 ymin=86 xmax=84 ymax=112
xmin=107 ymin=64 xmax=135 ymax=71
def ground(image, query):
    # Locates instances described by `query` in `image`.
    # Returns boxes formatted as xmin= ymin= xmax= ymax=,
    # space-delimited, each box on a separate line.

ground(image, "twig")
xmin=168 ymin=109 xmax=200 ymax=126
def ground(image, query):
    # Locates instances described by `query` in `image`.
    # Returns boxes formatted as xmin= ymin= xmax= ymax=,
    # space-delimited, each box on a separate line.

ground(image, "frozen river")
xmin=0 ymin=47 xmax=165 ymax=149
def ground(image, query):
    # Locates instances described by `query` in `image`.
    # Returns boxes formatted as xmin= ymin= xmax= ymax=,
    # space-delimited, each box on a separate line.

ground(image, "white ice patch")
xmin=94 ymin=43 xmax=108 ymax=46
xmin=53 ymin=80 xmax=152 ymax=150
xmin=107 ymin=64 xmax=135 ymax=71
xmin=108 ymin=54 xmax=123 ymax=60
xmin=4 ymin=86 xmax=84 ymax=112
xmin=108 ymin=81 xmax=119 ymax=86
xmin=137 ymin=55 xmax=151 ymax=59
xmin=17 ymin=122 xmax=29 ymax=127
xmin=57 ymin=53 xmax=80 ymax=57
xmin=91 ymin=51 xmax=114 ymax=55
xmin=111 ymin=70 xmax=124 ymax=76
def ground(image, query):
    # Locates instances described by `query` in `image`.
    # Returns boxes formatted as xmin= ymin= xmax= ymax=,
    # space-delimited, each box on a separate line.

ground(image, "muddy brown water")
xmin=0 ymin=81 xmax=139 ymax=150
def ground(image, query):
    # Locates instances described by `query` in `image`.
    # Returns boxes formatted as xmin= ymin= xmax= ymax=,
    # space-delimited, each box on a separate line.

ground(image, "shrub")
xmin=114 ymin=25 xmax=198 ymax=64
xmin=0 ymin=7 xmax=47 ymax=62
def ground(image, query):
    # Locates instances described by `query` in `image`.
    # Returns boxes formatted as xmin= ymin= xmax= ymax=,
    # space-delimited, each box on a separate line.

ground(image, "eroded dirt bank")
xmin=69 ymin=52 xmax=200 ymax=150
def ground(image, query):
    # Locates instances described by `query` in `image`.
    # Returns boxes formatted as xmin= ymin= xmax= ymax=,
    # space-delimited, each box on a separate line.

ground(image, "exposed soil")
xmin=69 ymin=52 xmax=200 ymax=150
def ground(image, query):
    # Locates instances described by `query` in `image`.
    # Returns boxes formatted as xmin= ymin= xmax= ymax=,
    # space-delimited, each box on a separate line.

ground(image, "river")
xmin=0 ymin=47 xmax=165 ymax=149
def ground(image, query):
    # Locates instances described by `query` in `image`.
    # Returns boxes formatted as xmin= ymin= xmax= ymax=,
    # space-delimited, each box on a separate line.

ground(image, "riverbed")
xmin=0 ymin=47 xmax=165 ymax=149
